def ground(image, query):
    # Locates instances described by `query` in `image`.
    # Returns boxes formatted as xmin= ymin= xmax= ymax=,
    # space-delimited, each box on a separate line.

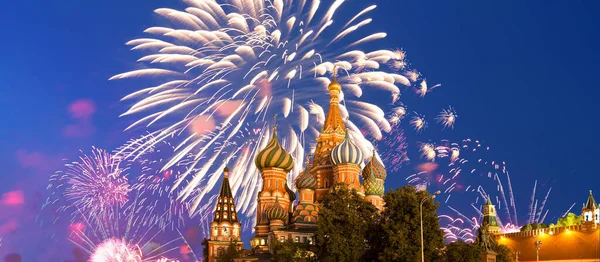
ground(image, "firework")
xmin=436 ymin=107 xmax=457 ymax=129
xmin=380 ymin=122 xmax=409 ymax=172
xmin=116 ymin=136 xmax=202 ymax=230
xmin=70 ymin=194 xmax=184 ymax=262
xmin=407 ymin=139 xmax=555 ymax=242
xmin=111 ymin=0 xmax=442 ymax=218
xmin=49 ymin=147 xmax=131 ymax=216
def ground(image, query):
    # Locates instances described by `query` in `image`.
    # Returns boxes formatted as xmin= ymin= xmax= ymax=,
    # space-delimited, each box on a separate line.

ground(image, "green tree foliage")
xmin=270 ymin=239 xmax=317 ymax=262
xmin=375 ymin=185 xmax=445 ymax=262
xmin=519 ymin=223 xmax=548 ymax=231
xmin=216 ymin=241 xmax=241 ymax=262
xmin=494 ymin=244 xmax=516 ymax=262
xmin=443 ymin=241 xmax=483 ymax=262
xmin=201 ymin=238 xmax=209 ymax=262
xmin=315 ymin=184 xmax=379 ymax=262
xmin=556 ymin=212 xmax=583 ymax=227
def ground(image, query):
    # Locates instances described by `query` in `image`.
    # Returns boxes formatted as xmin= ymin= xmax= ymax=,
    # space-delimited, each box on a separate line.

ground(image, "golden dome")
xmin=328 ymin=79 xmax=342 ymax=92
xmin=255 ymin=127 xmax=294 ymax=172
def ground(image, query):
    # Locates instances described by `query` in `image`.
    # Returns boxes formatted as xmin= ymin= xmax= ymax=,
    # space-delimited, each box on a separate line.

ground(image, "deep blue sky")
xmin=1 ymin=0 xmax=599 ymax=260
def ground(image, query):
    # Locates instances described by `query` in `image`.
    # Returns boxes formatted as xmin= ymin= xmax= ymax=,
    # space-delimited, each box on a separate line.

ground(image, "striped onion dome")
xmin=266 ymin=198 xmax=288 ymax=221
xmin=362 ymin=150 xmax=387 ymax=180
xmin=295 ymin=168 xmax=317 ymax=190
xmin=331 ymin=129 xmax=363 ymax=166
xmin=255 ymin=127 xmax=294 ymax=172
xmin=363 ymin=170 xmax=384 ymax=196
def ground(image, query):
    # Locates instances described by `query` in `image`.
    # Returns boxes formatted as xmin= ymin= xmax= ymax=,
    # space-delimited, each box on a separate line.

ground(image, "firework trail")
xmin=116 ymin=136 xmax=203 ymax=229
xmin=380 ymin=122 xmax=409 ymax=172
xmin=70 ymin=193 xmax=184 ymax=262
xmin=407 ymin=139 xmax=555 ymax=242
xmin=111 ymin=0 xmax=447 ymax=220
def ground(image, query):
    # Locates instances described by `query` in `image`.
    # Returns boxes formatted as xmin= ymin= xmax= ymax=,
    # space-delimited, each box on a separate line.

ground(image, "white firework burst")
xmin=112 ymin=0 xmax=428 ymax=219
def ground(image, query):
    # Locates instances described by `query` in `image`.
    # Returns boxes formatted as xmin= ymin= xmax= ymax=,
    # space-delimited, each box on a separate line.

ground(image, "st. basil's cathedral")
xmin=204 ymin=72 xmax=388 ymax=261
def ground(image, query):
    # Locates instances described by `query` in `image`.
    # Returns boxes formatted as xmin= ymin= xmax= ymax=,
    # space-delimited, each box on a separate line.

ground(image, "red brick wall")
xmin=495 ymin=226 xmax=600 ymax=261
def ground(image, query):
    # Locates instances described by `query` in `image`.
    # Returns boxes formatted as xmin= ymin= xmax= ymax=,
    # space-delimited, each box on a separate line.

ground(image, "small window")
xmin=303 ymin=236 xmax=308 ymax=243
xmin=279 ymin=236 xmax=285 ymax=242
xmin=294 ymin=236 xmax=299 ymax=243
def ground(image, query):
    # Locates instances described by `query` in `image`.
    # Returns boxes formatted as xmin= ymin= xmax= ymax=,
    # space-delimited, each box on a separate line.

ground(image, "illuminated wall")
xmin=495 ymin=225 xmax=600 ymax=261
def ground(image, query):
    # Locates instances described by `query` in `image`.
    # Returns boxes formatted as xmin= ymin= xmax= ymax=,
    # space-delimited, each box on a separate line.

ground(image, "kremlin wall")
xmin=490 ymin=191 xmax=600 ymax=262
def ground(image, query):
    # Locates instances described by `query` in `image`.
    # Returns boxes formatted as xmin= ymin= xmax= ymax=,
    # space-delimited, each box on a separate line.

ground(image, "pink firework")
xmin=380 ymin=123 xmax=409 ymax=172
xmin=90 ymin=238 xmax=142 ymax=262
xmin=61 ymin=147 xmax=131 ymax=213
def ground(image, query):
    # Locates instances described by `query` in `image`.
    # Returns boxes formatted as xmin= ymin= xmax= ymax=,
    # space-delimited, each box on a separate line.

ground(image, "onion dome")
xmin=266 ymin=198 xmax=288 ymax=221
xmin=295 ymin=168 xmax=317 ymax=190
xmin=362 ymin=150 xmax=387 ymax=180
xmin=255 ymin=127 xmax=294 ymax=172
xmin=363 ymin=171 xmax=384 ymax=196
xmin=328 ymin=77 xmax=342 ymax=92
xmin=331 ymin=129 xmax=363 ymax=166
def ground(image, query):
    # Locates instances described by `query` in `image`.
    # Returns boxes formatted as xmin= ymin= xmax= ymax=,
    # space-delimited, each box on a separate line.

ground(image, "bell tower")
xmin=207 ymin=167 xmax=243 ymax=262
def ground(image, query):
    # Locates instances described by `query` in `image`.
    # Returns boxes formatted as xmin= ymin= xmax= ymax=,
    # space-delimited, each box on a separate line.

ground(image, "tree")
xmin=443 ymin=241 xmax=483 ymax=262
xmin=375 ymin=185 xmax=445 ymax=262
xmin=494 ymin=244 xmax=515 ymax=262
xmin=519 ymin=223 xmax=548 ymax=231
xmin=556 ymin=212 xmax=582 ymax=227
xmin=271 ymin=239 xmax=317 ymax=262
xmin=216 ymin=241 xmax=241 ymax=262
xmin=315 ymin=184 xmax=379 ymax=262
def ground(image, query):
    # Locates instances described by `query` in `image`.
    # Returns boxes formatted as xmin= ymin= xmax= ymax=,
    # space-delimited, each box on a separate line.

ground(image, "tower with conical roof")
xmin=207 ymin=167 xmax=243 ymax=262
xmin=312 ymin=67 xmax=348 ymax=202
xmin=482 ymin=197 xmax=500 ymax=234
xmin=582 ymin=190 xmax=599 ymax=229
xmin=251 ymin=123 xmax=295 ymax=252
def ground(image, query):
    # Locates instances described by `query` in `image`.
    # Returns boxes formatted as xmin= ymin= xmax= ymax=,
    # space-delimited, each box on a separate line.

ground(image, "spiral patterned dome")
xmin=266 ymin=199 xmax=288 ymax=221
xmin=362 ymin=150 xmax=387 ymax=180
xmin=295 ymin=168 xmax=317 ymax=190
xmin=255 ymin=127 xmax=294 ymax=172
xmin=363 ymin=171 xmax=384 ymax=196
xmin=331 ymin=130 xmax=363 ymax=166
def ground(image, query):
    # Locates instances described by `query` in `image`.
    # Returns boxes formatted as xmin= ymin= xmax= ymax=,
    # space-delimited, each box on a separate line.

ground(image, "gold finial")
xmin=273 ymin=114 xmax=278 ymax=131
xmin=223 ymin=166 xmax=229 ymax=178
xmin=333 ymin=65 xmax=338 ymax=81
xmin=328 ymin=66 xmax=342 ymax=92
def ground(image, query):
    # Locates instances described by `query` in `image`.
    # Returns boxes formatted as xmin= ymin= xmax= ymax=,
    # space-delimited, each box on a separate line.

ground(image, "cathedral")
xmin=204 ymin=73 xmax=388 ymax=261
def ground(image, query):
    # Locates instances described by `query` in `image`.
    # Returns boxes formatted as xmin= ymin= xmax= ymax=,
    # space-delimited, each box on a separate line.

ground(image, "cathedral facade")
xmin=206 ymin=73 xmax=387 ymax=261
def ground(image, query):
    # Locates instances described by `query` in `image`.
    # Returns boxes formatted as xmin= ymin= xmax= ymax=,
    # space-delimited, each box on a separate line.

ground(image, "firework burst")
xmin=70 ymin=194 xmax=186 ymax=262
xmin=111 ymin=0 xmax=445 ymax=219
xmin=407 ymin=139 xmax=556 ymax=242
xmin=49 ymin=147 xmax=131 ymax=216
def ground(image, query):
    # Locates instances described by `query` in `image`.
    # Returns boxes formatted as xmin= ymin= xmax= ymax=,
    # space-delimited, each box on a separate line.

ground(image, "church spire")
xmin=213 ymin=167 xmax=238 ymax=223
xmin=585 ymin=190 xmax=597 ymax=210
xmin=322 ymin=66 xmax=345 ymax=134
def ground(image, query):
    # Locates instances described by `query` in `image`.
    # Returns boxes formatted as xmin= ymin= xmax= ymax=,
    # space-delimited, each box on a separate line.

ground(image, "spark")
xmin=112 ymin=0 xmax=440 ymax=222
xmin=436 ymin=107 xmax=457 ymax=129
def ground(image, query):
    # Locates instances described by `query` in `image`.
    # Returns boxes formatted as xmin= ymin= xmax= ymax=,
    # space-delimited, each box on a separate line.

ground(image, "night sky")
xmin=1 ymin=0 xmax=599 ymax=260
